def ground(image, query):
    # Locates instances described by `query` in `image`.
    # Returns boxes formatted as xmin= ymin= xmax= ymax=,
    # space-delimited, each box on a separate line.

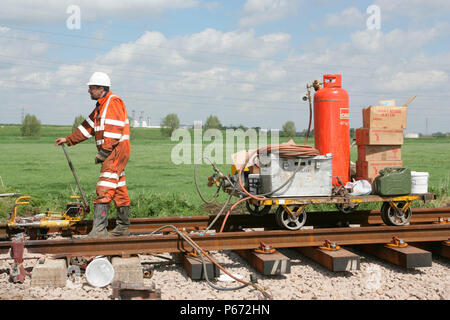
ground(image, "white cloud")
xmin=0 ymin=26 xmax=298 ymax=128
xmin=239 ymin=0 xmax=300 ymax=27
xmin=376 ymin=70 xmax=448 ymax=91
xmin=0 ymin=27 xmax=50 ymax=61
xmin=0 ymin=0 xmax=199 ymax=23
xmin=98 ymin=28 xmax=292 ymax=69
xmin=202 ymin=1 xmax=221 ymax=11
xmin=350 ymin=23 xmax=449 ymax=54
xmin=1 ymin=14 xmax=449 ymax=133
xmin=175 ymin=29 xmax=291 ymax=60
xmin=374 ymin=0 xmax=450 ymax=19
xmin=323 ymin=7 xmax=365 ymax=28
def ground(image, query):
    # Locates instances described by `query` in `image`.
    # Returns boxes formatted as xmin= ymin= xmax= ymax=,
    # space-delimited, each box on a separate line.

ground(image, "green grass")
xmin=0 ymin=125 xmax=449 ymax=221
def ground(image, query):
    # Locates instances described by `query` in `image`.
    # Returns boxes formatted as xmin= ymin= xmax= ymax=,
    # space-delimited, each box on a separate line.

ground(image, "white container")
xmin=411 ymin=171 xmax=429 ymax=194
xmin=85 ymin=257 xmax=115 ymax=287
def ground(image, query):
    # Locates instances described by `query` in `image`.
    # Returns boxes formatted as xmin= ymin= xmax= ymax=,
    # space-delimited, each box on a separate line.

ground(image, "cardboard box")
xmin=362 ymin=106 xmax=407 ymax=129
xmin=356 ymin=160 xmax=403 ymax=181
xmin=357 ymin=145 xmax=402 ymax=161
xmin=356 ymin=128 xmax=404 ymax=145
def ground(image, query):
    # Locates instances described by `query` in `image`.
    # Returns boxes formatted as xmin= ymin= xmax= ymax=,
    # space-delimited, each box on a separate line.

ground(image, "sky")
xmin=0 ymin=0 xmax=449 ymax=134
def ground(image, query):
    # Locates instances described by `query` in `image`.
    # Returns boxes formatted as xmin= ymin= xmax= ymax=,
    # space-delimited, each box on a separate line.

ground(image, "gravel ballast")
xmin=0 ymin=246 xmax=448 ymax=300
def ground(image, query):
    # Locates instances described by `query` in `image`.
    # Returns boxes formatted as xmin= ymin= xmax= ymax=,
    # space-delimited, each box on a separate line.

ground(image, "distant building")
xmin=259 ymin=129 xmax=281 ymax=133
xmin=132 ymin=117 xmax=160 ymax=128
xmin=404 ymin=133 xmax=419 ymax=138
xmin=131 ymin=110 xmax=159 ymax=128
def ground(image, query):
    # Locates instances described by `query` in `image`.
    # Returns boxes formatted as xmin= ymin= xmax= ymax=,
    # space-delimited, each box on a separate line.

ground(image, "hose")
xmin=217 ymin=144 xmax=319 ymax=232
xmin=219 ymin=196 xmax=252 ymax=233
xmin=204 ymin=193 xmax=234 ymax=232
xmin=304 ymin=84 xmax=313 ymax=145
xmin=195 ymin=145 xmax=320 ymax=233
xmin=194 ymin=156 xmax=246 ymax=232
xmin=237 ymin=144 xmax=320 ymax=201
xmin=149 ymin=224 xmax=272 ymax=298
xmin=194 ymin=157 xmax=222 ymax=204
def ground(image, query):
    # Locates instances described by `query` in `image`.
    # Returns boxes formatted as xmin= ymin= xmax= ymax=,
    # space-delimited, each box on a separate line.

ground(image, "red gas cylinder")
xmin=313 ymin=74 xmax=350 ymax=185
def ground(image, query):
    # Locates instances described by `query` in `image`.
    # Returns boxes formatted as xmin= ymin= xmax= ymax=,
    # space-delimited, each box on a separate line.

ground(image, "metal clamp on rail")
xmin=186 ymin=249 xmax=210 ymax=258
xmin=434 ymin=217 xmax=449 ymax=224
xmin=254 ymin=241 xmax=276 ymax=254
xmin=386 ymin=236 xmax=408 ymax=248
xmin=319 ymin=239 xmax=341 ymax=251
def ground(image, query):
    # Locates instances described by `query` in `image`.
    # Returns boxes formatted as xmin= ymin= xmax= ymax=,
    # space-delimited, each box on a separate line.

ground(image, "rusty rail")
xmin=1 ymin=207 xmax=449 ymax=239
xmin=0 ymin=223 xmax=448 ymax=258
xmin=124 ymin=207 xmax=450 ymax=231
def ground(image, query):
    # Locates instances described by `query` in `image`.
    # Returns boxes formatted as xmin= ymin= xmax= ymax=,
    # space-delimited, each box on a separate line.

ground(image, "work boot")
xmin=109 ymin=206 xmax=130 ymax=237
xmin=85 ymin=203 xmax=110 ymax=238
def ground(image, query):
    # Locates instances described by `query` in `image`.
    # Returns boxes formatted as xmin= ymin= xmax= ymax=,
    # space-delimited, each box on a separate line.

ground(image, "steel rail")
xmin=1 ymin=207 xmax=449 ymax=238
xmin=0 ymin=223 xmax=448 ymax=258
xmin=125 ymin=207 xmax=450 ymax=232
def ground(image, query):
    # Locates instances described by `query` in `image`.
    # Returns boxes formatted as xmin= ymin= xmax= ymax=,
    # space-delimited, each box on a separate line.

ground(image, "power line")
xmin=3 ymin=77 xmax=450 ymax=112
xmin=1 ymin=82 xmax=449 ymax=117
xmin=3 ymin=24 xmax=449 ymax=74
xmin=1 ymin=54 xmax=449 ymax=103
xmin=1 ymin=24 xmax=378 ymax=71
xmin=1 ymin=32 xmax=413 ymax=82
xmin=0 ymin=53 xmax=315 ymax=93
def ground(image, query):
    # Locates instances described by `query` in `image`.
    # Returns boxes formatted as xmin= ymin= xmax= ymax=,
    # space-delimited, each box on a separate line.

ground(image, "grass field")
xmin=0 ymin=124 xmax=449 ymax=221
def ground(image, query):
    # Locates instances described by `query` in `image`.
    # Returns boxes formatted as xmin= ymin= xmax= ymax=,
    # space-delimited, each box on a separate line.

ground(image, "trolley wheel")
xmin=245 ymin=201 xmax=271 ymax=216
xmin=380 ymin=202 xmax=412 ymax=226
xmin=335 ymin=203 xmax=360 ymax=214
xmin=275 ymin=205 xmax=307 ymax=231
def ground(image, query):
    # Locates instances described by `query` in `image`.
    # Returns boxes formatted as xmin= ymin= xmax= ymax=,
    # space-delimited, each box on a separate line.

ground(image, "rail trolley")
xmin=242 ymin=193 xmax=436 ymax=230
xmin=197 ymin=159 xmax=436 ymax=231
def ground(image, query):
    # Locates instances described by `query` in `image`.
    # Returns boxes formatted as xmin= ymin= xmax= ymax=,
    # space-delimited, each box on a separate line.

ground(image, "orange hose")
xmin=217 ymin=144 xmax=319 ymax=233
xmin=219 ymin=196 xmax=251 ymax=233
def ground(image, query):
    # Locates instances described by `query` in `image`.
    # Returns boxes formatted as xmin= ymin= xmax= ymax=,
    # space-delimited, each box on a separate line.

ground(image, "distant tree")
xmin=282 ymin=121 xmax=296 ymax=138
xmin=21 ymin=114 xmax=41 ymax=137
xmin=128 ymin=116 xmax=137 ymax=141
xmin=161 ymin=113 xmax=180 ymax=137
xmin=72 ymin=115 xmax=85 ymax=132
xmin=204 ymin=115 xmax=222 ymax=130
xmin=350 ymin=128 xmax=356 ymax=139
xmin=128 ymin=116 xmax=135 ymax=128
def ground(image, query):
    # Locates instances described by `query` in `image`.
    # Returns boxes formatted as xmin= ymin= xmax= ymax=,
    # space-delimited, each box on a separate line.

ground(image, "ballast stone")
xmin=31 ymin=258 xmax=67 ymax=287
xmin=111 ymin=256 xmax=144 ymax=285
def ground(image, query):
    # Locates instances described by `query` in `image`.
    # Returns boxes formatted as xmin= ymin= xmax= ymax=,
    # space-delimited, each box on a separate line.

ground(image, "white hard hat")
xmin=87 ymin=72 xmax=111 ymax=87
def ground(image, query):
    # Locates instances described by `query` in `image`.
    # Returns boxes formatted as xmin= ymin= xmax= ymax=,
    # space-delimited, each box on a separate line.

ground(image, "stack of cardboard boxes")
xmin=355 ymin=99 xmax=409 ymax=183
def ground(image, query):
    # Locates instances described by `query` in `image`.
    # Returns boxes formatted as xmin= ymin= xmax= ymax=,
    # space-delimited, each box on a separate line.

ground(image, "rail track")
xmin=0 ymin=215 xmax=449 ymax=257
xmin=1 ymin=207 xmax=448 ymax=299
xmin=2 ymin=206 xmax=449 ymax=239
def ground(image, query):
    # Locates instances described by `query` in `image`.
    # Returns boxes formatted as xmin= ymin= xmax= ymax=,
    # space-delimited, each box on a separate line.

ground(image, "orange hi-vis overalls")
xmin=65 ymin=91 xmax=131 ymax=207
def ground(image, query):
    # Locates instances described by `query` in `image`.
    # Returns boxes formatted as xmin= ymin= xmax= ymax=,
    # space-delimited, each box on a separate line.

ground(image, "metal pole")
xmin=61 ymin=143 xmax=90 ymax=213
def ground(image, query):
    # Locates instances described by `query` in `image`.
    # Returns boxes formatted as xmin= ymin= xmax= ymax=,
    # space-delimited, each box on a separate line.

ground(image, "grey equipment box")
xmin=258 ymin=152 xmax=333 ymax=197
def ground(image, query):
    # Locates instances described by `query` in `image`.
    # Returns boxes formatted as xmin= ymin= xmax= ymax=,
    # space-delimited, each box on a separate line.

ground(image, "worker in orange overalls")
xmin=55 ymin=72 xmax=131 ymax=238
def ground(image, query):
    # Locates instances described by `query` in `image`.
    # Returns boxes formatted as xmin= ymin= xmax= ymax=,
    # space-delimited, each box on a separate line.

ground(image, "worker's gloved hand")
xmin=55 ymin=137 xmax=67 ymax=146
xmin=95 ymin=149 xmax=111 ymax=164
